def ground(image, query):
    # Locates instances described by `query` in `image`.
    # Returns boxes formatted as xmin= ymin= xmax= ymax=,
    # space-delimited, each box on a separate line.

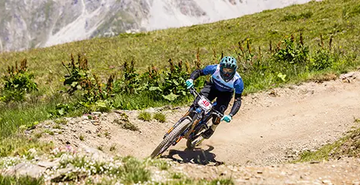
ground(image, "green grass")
xmin=54 ymin=118 xmax=67 ymax=125
xmin=57 ymin=155 xmax=150 ymax=184
xmin=0 ymin=174 xmax=43 ymax=185
xmin=1 ymin=0 xmax=360 ymax=157
xmin=0 ymin=136 xmax=53 ymax=158
xmin=1 ymin=0 xmax=360 ymax=91
xmin=138 ymin=112 xmax=152 ymax=121
xmin=295 ymin=141 xmax=344 ymax=162
xmin=0 ymin=93 xmax=86 ymax=137
xmin=147 ymin=158 xmax=171 ymax=170
xmin=153 ymin=113 xmax=166 ymax=123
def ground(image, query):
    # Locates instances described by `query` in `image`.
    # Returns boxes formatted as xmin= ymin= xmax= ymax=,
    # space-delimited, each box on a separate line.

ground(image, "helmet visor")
xmin=222 ymin=67 xmax=235 ymax=75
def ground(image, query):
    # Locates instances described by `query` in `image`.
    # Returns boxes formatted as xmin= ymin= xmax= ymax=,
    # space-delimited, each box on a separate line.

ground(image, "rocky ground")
xmin=1 ymin=70 xmax=360 ymax=184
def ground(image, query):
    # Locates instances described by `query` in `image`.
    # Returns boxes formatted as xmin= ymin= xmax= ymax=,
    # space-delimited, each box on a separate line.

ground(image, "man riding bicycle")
xmin=185 ymin=56 xmax=244 ymax=139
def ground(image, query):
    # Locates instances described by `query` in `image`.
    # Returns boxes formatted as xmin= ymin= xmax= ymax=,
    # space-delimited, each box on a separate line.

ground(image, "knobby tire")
xmin=150 ymin=118 xmax=192 ymax=158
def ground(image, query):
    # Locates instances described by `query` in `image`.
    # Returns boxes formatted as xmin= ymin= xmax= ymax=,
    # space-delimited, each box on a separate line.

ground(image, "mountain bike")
xmin=150 ymin=86 xmax=224 ymax=158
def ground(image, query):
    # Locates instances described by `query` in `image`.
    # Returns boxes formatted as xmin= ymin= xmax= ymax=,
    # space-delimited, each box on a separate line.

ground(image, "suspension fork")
xmin=184 ymin=118 xmax=200 ymax=139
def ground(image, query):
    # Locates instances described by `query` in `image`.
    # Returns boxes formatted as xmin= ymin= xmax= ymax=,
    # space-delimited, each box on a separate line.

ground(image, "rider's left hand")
xmin=221 ymin=115 xmax=232 ymax=123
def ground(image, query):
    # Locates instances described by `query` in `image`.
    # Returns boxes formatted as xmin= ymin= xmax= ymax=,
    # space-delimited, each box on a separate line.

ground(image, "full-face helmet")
xmin=219 ymin=56 xmax=238 ymax=82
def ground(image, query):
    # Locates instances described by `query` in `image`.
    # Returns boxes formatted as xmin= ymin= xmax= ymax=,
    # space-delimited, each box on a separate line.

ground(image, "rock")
xmin=82 ymin=115 xmax=89 ymax=120
xmin=340 ymin=72 xmax=355 ymax=79
xmin=5 ymin=163 xmax=46 ymax=178
xmin=50 ymin=165 xmax=75 ymax=182
xmin=340 ymin=72 xmax=355 ymax=83
xmin=91 ymin=120 xmax=100 ymax=125
xmin=322 ymin=179 xmax=332 ymax=184
xmin=92 ymin=112 xmax=102 ymax=116
xmin=144 ymin=107 xmax=156 ymax=113
xmin=220 ymin=171 xmax=227 ymax=176
xmin=37 ymin=161 xmax=57 ymax=169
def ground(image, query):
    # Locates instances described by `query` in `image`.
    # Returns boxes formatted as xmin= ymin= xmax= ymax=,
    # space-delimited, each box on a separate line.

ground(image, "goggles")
xmin=222 ymin=67 xmax=235 ymax=75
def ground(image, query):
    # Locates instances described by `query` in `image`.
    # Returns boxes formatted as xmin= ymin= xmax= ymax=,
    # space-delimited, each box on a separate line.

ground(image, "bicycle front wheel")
xmin=150 ymin=118 xmax=192 ymax=158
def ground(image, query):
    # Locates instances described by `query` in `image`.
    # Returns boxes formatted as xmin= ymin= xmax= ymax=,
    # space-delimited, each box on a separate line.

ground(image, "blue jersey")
xmin=202 ymin=64 xmax=244 ymax=94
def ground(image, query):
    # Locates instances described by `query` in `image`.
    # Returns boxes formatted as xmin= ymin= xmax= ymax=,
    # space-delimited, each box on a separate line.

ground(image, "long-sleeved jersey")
xmin=190 ymin=64 xmax=244 ymax=117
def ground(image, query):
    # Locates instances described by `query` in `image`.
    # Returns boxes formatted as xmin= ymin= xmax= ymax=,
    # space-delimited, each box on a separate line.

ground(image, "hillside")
xmin=1 ymin=0 xmax=360 ymax=184
xmin=1 ymin=0 xmax=359 ymax=78
xmin=0 ymin=70 xmax=359 ymax=184
xmin=0 ymin=0 xmax=311 ymax=52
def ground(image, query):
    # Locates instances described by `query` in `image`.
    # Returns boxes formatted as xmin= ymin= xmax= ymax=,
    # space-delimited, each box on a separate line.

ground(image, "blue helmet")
xmin=219 ymin=56 xmax=238 ymax=82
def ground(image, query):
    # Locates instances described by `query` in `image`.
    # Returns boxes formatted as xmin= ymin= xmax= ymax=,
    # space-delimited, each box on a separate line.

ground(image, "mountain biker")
xmin=185 ymin=56 xmax=244 ymax=139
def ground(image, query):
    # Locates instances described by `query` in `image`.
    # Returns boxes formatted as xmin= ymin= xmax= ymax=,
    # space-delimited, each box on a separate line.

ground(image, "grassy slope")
xmin=0 ymin=0 xmax=360 ymax=152
xmin=0 ymin=1 xmax=359 ymax=183
xmin=0 ymin=0 xmax=359 ymax=89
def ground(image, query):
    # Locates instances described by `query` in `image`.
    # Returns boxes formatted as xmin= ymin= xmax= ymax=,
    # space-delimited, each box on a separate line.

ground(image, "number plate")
xmin=198 ymin=97 xmax=212 ymax=113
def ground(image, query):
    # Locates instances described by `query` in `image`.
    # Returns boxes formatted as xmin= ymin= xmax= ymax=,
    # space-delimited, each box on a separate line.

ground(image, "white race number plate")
xmin=198 ymin=97 xmax=212 ymax=113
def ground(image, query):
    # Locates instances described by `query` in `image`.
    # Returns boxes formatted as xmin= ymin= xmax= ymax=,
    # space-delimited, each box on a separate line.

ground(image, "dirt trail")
xmin=35 ymin=72 xmax=360 ymax=162
xmin=39 ymin=71 xmax=360 ymax=166
xmin=29 ymin=71 xmax=360 ymax=183
xmin=206 ymin=72 xmax=360 ymax=165
xmin=158 ymin=71 xmax=360 ymax=166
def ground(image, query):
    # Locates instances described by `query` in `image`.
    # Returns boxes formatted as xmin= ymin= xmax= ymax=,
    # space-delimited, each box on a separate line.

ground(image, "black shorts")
xmin=200 ymin=81 xmax=233 ymax=114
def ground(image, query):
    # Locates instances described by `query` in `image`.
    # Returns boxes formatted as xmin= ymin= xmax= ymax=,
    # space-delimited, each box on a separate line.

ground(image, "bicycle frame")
xmin=163 ymin=87 xmax=223 ymax=145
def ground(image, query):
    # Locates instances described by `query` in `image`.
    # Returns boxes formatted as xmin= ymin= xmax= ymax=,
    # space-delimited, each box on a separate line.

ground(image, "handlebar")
xmin=188 ymin=86 xmax=224 ymax=118
xmin=210 ymin=109 xmax=224 ymax=119
xmin=189 ymin=86 xmax=199 ymax=97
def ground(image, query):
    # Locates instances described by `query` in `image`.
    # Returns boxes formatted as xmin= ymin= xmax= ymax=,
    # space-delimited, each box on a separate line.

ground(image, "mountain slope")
xmin=0 ymin=0 xmax=311 ymax=51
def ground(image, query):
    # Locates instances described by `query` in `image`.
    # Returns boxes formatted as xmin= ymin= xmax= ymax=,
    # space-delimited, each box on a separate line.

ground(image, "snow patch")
xmin=45 ymin=0 xmax=312 ymax=47
xmin=44 ymin=0 xmax=105 ymax=47
xmin=142 ymin=0 xmax=312 ymax=30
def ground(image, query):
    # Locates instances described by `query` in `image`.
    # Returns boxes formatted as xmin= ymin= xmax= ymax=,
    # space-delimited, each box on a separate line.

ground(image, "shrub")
xmin=1 ymin=59 xmax=38 ymax=102
xmin=49 ymin=54 xmax=115 ymax=117
xmin=273 ymin=35 xmax=309 ymax=65
xmin=310 ymin=49 xmax=334 ymax=71
xmin=62 ymin=54 xmax=114 ymax=102
xmin=160 ymin=59 xmax=189 ymax=101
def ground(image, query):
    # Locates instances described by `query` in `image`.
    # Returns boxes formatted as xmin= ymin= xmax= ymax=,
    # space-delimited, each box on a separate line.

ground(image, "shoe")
xmin=202 ymin=128 xmax=214 ymax=139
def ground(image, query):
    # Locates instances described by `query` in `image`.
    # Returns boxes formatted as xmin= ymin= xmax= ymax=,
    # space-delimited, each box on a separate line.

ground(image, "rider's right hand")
xmin=186 ymin=79 xmax=194 ymax=89
xmin=221 ymin=115 xmax=232 ymax=123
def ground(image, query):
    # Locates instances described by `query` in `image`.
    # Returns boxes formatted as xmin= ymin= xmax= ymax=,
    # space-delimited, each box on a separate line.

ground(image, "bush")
xmin=273 ymin=36 xmax=309 ymax=65
xmin=1 ymin=59 xmax=38 ymax=102
xmin=310 ymin=49 xmax=334 ymax=71
xmin=153 ymin=113 xmax=166 ymax=123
